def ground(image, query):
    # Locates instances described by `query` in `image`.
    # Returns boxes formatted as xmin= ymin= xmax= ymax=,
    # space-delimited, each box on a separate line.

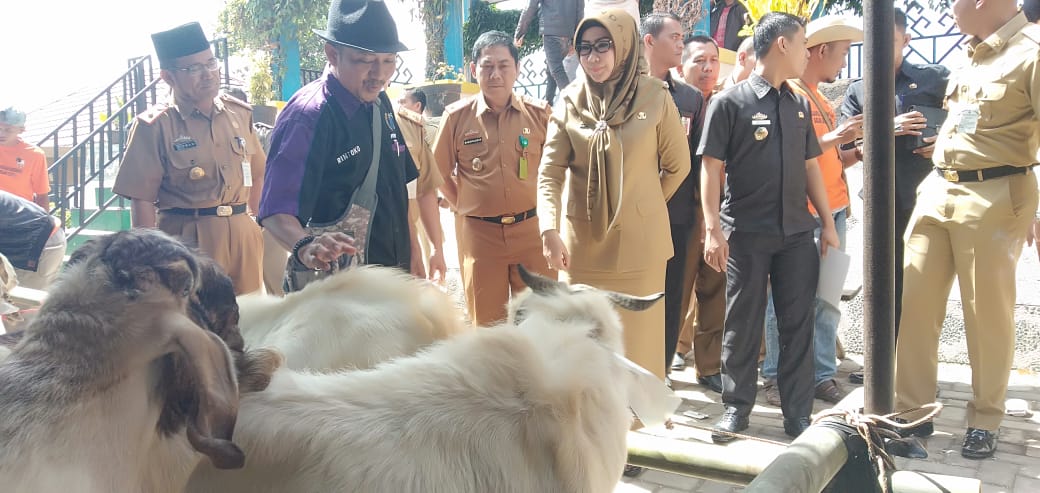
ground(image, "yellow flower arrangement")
xmin=737 ymin=0 xmax=827 ymax=37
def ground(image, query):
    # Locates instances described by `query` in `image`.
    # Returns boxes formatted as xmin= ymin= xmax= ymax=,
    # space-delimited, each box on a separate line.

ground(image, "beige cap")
xmin=806 ymin=15 xmax=864 ymax=48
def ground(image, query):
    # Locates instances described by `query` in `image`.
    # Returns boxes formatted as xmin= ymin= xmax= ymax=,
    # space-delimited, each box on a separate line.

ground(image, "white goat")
xmin=0 ymin=229 xmax=259 ymax=493
xmin=187 ymin=266 xmax=661 ymax=493
xmin=237 ymin=266 xmax=468 ymax=371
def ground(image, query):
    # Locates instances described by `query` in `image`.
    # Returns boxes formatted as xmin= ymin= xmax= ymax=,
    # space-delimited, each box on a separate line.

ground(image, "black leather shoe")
xmin=893 ymin=418 xmax=934 ymax=438
xmin=783 ymin=417 xmax=812 ymax=438
xmin=697 ymin=373 xmax=724 ymax=393
xmin=622 ymin=464 xmax=645 ymax=477
xmin=711 ymin=410 xmax=749 ymax=443
xmin=848 ymin=370 xmax=863 ymax=384
xmin=961 ymin=428 xmax=997 ymax=459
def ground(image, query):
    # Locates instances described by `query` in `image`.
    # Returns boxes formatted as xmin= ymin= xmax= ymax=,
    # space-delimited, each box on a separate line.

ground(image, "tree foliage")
xmin=463 ymin=0 xmax=542 ymax=66
xmin=652 ymin=0 xmax=709 ymax=34
xmin=217 ymin=0 xmax=328 ymax=71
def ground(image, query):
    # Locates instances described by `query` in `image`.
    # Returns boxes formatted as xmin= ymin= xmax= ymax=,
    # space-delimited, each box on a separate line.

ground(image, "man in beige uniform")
xmin=675 ymin=34 xmax=729 ymax=392
xmin=895 ymin=0 xmax=1040 ymax=460
xmin=114 ymin=22 xmax=264 ymax=295
xmin=433 ymin=30 xmax=556 ymax=326
xmin=396 ymin=104 xmax=447 ymax=280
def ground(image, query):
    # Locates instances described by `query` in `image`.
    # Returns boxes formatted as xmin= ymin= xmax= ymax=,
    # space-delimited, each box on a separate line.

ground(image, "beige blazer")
xmin=538 ymin=76 xmax=691 ymax=273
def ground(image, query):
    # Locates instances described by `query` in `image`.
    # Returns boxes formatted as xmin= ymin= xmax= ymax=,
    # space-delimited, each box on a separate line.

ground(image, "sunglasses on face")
xmin=577 ymin=39 xmax=613 ymax=57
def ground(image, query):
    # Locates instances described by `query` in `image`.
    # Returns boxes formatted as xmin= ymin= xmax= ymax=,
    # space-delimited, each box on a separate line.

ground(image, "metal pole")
xmin=744 ymin=425 xmax=848 ymax=492
xmin=627 ymin=427 xmax=982 ymax=492
xmin=626 ymin=432 xmax=783 ymax=485
xmin=862 ymin=0 xmax=897 ymax=414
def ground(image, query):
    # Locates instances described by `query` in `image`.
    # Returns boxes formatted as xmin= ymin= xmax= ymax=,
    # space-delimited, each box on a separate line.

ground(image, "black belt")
xmin=160 ymin=204 xmax=247 ymax=217
xmin=469 ymin=208 xmax=537 ymax=225
xmin=934 ymin=165 xmax=1033 ymax=183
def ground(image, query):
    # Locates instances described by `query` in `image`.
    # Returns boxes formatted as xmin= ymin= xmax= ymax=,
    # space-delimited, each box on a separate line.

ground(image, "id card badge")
xmin=955 ymin=105 xmax=980 ymax=134
xmin=681 ymin=116 xmax=692 ymax=136
xmin=242 ymin=159 xmax=253 ymax=187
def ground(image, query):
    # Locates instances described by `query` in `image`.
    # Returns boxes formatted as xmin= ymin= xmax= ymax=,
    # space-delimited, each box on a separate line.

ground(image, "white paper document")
xmin=817 ymin=247 xmax=852 ymax=310
xmin=616 ymin=354 xmax=682 ymax=429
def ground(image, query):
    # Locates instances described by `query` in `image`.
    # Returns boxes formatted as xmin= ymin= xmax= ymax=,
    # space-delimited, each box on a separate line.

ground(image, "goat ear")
xmin=236 ymin=347 xmax=284 ymax=393
xmin=162 ymin=314 xmax=245 ymax=469
xmin=517 ymin=264 xmax=564 ymax=294
xmin=605 ymin=291 xmax=665 ymax=312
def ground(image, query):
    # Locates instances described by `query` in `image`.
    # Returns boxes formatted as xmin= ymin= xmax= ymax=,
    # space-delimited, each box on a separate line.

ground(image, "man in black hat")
xmin=114 ymin=22 xmax=266 ymax=295
xmin=258 ymin=0 xmax=431 ymax=284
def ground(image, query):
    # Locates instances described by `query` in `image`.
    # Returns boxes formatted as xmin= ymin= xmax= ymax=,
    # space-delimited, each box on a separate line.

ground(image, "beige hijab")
xmin=566 ymin=9 xmax=647 ymax=241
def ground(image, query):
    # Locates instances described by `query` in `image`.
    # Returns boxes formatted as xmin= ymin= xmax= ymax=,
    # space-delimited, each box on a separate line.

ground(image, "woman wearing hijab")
xmin=537 ymin=9 xmax=691 ymax=381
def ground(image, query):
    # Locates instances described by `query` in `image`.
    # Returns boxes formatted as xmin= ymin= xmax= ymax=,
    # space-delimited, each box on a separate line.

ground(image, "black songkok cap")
xmin=151 ymin=22 xmax=211 ymax=66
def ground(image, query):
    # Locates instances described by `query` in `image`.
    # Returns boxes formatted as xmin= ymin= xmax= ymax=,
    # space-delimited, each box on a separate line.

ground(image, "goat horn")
xmin=517 ymin=264 xmax=565 ymax=294
xmin=605 ymin=291 xmax=664 ymax=312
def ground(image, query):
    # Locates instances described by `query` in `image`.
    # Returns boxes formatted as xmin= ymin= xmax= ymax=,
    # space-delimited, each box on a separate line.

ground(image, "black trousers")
xmin=664 ymin=222 xmax=695 ymax=371
xmin=893 ymin=206 xmax=914 ymax=341
xmin=722 ymin=230 xmax=818 ymax=419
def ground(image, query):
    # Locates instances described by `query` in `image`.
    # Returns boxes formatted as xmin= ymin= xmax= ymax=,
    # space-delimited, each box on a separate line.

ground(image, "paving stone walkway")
xmin=615 ymin=358 xmax=1040 ymax=492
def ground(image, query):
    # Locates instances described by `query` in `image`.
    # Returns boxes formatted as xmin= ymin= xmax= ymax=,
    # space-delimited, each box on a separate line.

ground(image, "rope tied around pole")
xmin=812 ymin=402 xmax=943 ymax=493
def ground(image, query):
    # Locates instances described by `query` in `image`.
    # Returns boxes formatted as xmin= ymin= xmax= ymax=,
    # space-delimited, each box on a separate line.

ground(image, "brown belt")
xmin=934 ymin=164 xmax=1033 ymax=183
xmin=160 ymin=204 xmax=247 ymax=217
xmin=469 ymin=208 xmax=537 ymax=225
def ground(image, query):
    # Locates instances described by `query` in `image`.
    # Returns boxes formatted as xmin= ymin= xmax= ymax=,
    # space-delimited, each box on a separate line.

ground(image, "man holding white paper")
xmin=760 ymin=16 xmax=863 ymax=407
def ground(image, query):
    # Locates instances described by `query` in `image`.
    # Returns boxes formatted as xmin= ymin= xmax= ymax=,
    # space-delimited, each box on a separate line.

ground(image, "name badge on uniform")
xmin=680 ymin=116 xmax=692 ymax=136
xmin=463 ymin=136 xmax=483 ymax=146
xmin=751 ymin=112 xmax=771 ymax=131
xmin=955 ymin=105 xmax=980 ymax=134
xmin=242 ymin=159 xmax=253 ymax=187
xmin=173 ymin=136 xmax=198 ymax=151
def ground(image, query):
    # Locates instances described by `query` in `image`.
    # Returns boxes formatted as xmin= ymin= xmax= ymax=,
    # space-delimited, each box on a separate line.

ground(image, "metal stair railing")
xmin=38 ymin=55 xmax=161 ymax=240
xmin=40 ymin=38 xmax=230 ymax=244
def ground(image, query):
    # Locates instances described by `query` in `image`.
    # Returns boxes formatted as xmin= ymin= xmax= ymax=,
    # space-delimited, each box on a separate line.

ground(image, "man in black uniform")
xmin=641 ymin=12 xmax=705 ymax=384
xmin=259 ymin=0 xmax=422 ymax=282
xmin=700 ymin=12 xmax=839 ymax=442
xmin=838 ymin=8 xmax=950 ymax=355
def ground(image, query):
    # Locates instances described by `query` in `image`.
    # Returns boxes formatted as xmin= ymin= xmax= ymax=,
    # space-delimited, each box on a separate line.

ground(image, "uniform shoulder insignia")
xmin=1020 ymin=23 xmax=1040 ymax=45
xmin=519 ymin=94 xmax=549 ymax=110
xmin=138 ymin=104 xmax=171 ymax=125
xmin=396 ymin=106 xmax=423 ymax=125
xmin=221 ymin=93 xmax=253 ymax=111
xmin=444 ymin=96 xmax=474 ymax=114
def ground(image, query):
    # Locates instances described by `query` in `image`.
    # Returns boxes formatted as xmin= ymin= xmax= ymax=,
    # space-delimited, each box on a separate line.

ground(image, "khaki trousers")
xmin=409 ymin=198 xmax=434 ymax=273
xmin=157 ymin=212 xmax=264 ymax=295
xmin=677 ymin=240 xmax=727 ymax=378
xmin=456 ymin=215 xmax=554 ymax=327
xmin=566 ymin=264 xmax=668 ymax=380
xmin=895 ymin=171 xmax=1038 ymax=431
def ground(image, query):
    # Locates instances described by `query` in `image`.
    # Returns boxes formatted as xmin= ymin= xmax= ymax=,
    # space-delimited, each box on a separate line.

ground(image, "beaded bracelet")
xmin=292 ymin=235 xmax=317 ymax=265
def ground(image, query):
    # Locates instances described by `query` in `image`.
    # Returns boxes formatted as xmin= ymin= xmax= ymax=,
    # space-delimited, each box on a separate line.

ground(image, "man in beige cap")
xmin=760 ymin=14 xmax=865 ymax=408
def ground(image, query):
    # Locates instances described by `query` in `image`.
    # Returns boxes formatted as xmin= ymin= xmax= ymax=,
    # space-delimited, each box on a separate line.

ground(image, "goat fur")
xmin=236 ymin=266 xmax=468 ymax=371
xmin=0 ymin=230 xmax=264 ymax=492
xmin=187 ymin=269 xmax=651 ymax=493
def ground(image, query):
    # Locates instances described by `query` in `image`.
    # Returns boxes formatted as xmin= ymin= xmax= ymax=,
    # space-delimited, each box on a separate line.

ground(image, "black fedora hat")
xmin=314 ymin=0 xmax=409 ymax=53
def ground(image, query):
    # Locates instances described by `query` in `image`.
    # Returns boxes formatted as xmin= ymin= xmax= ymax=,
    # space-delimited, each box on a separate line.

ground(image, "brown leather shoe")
xmin=815 ymin=378 xmax=846 ymax=404
xmin=763 ymin=379 xmax=782 ymax=407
